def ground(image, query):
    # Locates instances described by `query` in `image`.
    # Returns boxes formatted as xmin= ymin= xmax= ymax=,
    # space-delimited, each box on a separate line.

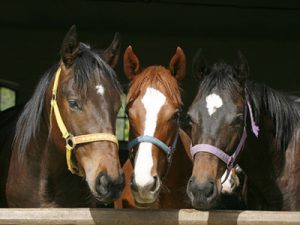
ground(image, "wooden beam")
xmin=0 ymin=208 xmax=299 ymax=225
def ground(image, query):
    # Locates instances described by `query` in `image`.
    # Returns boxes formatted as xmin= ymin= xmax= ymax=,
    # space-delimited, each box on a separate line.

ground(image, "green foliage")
xmin=0 ymin=87 xmax=16 ymax=111
xmin=116 ymin=95 xmax=129 ymax=141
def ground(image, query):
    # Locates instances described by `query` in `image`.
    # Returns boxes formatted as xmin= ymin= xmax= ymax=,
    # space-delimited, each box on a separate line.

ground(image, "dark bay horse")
xmin=0 ymin=26 xmax=125 ymax=207
xmin=115 ymin=46 xmax=193 ymax=208
xmin=186 ymin=49 xmax=300 ymax=210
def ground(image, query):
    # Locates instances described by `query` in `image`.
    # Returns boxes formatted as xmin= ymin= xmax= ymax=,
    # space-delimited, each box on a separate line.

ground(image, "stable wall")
xmin=0 ymin=1 xmax=299 ymax=108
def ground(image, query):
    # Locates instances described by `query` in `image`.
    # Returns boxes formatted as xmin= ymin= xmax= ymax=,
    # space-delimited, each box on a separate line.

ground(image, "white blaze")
xmin=221 ymin=170 xmax=233 ymax=193
xmin=221 ymin=169 xmax=240 ymax=194
xmin=134 ymin=87 xmax=166 ymax=188
xmin=206 ymin=93 xmax=223 ymax=116
xmin=96 ymin=84 xmax=105 ymax=96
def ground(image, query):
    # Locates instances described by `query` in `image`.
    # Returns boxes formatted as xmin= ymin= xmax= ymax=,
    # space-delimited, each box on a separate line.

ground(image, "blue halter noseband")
xmin=128 ymin=116 xmax=180 ymax=164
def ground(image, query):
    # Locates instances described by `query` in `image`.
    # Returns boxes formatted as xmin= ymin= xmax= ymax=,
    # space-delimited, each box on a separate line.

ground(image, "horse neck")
xmin=239 ymin=112 xmax=300 ymax=210
xmin=22 ymin=104 xmax=72 ymax=205
xmin=6 ymin=111 xmax=51 ymax=207
xmin=160 ymin=129 xmax=193 ymax=208
xmin=41 ymin=138 xmax=66 ymax=176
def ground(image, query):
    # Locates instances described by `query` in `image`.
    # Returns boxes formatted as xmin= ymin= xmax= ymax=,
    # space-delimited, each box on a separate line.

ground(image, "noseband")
xmin=190 ymin=96 xmax=259 ymax=182
xmin=128 ymin=116 xmax=180 ymax=179
xmin=50 ymin=66 xmax=119 ymax=176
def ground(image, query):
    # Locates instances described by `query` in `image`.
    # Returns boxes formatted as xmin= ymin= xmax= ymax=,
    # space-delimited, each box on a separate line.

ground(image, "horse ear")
xmin=235 ymin=50 xmax=249 ymax=84
xmin=169 ymin=47 xmax=186 ymax=81
xmin=60 ymin=25 xmax=79 ymax=68
xmin=101 ymin=32 xmax=121 ymax=68
xmin=123 ymin=46 xmax=141 ymax=80
xmin=192 ymin=48 xmax=208 ymax=80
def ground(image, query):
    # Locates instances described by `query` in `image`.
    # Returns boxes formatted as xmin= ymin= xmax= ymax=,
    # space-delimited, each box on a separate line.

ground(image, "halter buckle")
xmin=167 ymin=146 xmax=175 ymax=163
xmin=66 ymin=134 xmax=75 ymax=149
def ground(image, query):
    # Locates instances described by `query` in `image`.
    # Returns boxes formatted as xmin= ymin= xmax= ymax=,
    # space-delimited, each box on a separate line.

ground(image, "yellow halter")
xmin=50 ymin=67 xmax=119 ymax=176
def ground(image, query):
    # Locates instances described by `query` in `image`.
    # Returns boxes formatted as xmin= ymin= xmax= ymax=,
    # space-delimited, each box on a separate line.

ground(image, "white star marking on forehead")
xmin=206 ymin=93 xmax=223 ymax=116
xmin=96 ymin=84 xmax=105 ymax=96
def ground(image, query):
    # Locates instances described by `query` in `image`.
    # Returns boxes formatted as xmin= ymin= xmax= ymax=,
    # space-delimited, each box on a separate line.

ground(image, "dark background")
xmin=1 ymin=0 xmax=300 ymax=108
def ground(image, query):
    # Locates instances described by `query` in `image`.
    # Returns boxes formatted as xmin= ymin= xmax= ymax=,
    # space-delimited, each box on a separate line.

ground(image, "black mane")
xmin=246 ymin=81 xmax=300 ymax=151
xmin=13 ymin=43 xmax=121 ymax=160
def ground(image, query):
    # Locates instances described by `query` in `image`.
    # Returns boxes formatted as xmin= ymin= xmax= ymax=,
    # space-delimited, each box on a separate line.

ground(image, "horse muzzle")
xmin=92 ymin=171 xmax=125 ymax=203
xmin=130 ymin=175 xmax=161 ymax=205
xmin=187 ymin=176 xmax=220 ymax=210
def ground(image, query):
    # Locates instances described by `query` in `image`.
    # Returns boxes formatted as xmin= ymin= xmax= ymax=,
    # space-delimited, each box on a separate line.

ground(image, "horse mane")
xmin=13 ymin=43 xmax=122 ymax=160
xmin=246 ymin=81 xmax=300 ymax=151
xmin=127 ymin=66 xmax=182 ymax=107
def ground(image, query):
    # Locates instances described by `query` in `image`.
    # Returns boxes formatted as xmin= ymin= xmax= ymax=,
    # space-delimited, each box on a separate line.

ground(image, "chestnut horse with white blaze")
xmin=115 ymin=46 xmax=192 ymax=208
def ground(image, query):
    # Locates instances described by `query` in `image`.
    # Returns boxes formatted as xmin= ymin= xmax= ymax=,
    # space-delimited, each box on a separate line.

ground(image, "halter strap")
xmin=128 ymin=136 xmax=173 ymax=158
xmin=50 ymin=67 xmax=118 ymax=176
xmin=190 ymin=97 xmax=259 ymax=183
xmin=127 ymin=116 xmax=180 ymax=179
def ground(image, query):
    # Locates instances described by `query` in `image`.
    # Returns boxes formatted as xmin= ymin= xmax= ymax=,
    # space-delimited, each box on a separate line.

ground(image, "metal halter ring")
xmin=66 ymin=134 xmax=75 ymax=149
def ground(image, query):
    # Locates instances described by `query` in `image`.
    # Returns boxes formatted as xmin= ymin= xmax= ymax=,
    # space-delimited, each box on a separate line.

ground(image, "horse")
xmin=0 ymin=26 xmax=125 ymax=207
xmin=219 ymin=165 xmax=247 ymax=210
xmin=186 ymin=49 xmax=300 ymax=210
xmin=114 ymin=46 xmax=193 ymax=209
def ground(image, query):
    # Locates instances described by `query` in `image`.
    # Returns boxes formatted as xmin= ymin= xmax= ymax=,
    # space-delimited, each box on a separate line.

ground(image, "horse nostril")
xmin=150 ymin=176 xmax=158 ymax=192
xmin=203 ymin=181 xmax=215 ymax=198
xmin=188 ymin=176 xmax=196 ymax=190
xmin=189 ymin=177 xmax=195 ymax=183
xmin=94 ymin=172 xmax=125 ymax=203
xmin=96 ymin=172 xmax=110 ymax=195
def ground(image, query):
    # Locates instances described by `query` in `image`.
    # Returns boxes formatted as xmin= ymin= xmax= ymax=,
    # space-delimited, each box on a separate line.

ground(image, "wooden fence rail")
xmin=0 ymin=208 xmax=299 ymax=225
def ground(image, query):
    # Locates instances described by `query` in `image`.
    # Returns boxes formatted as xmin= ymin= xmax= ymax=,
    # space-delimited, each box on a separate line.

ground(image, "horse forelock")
xmin=198 ymin=62 xmax=243 ymax=97
xmin=127 ymin=66 xmax=182 ymax=108
xmin=73 ymin=43 xmax=122 ymax=96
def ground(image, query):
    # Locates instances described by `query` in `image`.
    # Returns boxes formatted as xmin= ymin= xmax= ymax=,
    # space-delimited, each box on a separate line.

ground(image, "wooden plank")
xmin=0 ymin=208 xmax=299 ymax=225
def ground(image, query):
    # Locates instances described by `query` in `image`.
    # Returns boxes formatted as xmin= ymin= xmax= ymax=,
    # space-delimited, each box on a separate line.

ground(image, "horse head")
xmin=47 ymin=26 xmax=124 ymax=203
xmin=186 ymin=49 xmax=250 ymax=210
xmin=124 ymin=46 xmax=186 ymax=205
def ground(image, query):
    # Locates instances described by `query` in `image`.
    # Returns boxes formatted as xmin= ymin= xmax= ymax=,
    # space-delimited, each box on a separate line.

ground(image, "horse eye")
xmin=236 ymin=113 xmax=244 ymax=122
xmin=68 ymin=99 xmax=81 ymax=111
xmin=232 ymin=113 xmax=244 ymax=127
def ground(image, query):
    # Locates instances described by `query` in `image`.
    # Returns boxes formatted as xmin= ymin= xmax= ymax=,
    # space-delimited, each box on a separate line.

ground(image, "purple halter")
xmin=190 ymin=96 xmax=259 ymax=182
